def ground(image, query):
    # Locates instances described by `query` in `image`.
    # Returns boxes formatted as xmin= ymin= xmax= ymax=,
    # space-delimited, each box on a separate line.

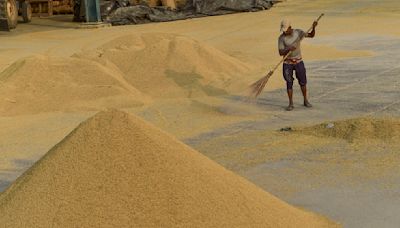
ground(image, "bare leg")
xmin=301 ymin=85 xmax=312 ymax=107
xmin=286 ymin=89 xmax=294 ymax=111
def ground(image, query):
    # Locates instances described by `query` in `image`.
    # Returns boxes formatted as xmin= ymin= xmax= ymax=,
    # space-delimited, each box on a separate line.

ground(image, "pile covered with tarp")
xmin=104 ymin=0 xmax=276 ymax=25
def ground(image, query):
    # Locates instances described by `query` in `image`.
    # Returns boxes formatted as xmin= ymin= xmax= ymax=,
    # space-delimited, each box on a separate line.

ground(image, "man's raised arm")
xmin=306 ymin=21 xmax=318 ymax=38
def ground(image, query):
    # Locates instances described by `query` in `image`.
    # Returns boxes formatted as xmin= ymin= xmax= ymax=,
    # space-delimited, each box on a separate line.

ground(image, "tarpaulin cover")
xmin=106 ymin=0 xmax=274 ymax=25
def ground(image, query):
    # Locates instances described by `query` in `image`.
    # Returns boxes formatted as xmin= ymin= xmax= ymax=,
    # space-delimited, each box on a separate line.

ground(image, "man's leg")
xmin=287 ymin=88 xmax=294 ymax=110
xmin=295 ymin=62 xmax=312 ymax=108
xmin=283 ymin=63 xmax=294 ymax=111
xmin=301 ymin=85 xmax=312 ymax=107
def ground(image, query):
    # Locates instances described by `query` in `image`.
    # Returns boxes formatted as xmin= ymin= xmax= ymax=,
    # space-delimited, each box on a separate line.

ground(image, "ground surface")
xmin=1 ymin=0 xmax=400 ymax=227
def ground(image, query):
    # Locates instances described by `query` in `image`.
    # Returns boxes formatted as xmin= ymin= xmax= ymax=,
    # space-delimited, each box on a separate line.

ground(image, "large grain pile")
xmin=0 ymin=33 xmax=252 ymax=115
xmin=0 ymin=55 xmax=151 ymax=115
xmin=0 ymin=110 xmax=337 ymax=227
xmin=75 ymin=33 xmax=251 ymax=98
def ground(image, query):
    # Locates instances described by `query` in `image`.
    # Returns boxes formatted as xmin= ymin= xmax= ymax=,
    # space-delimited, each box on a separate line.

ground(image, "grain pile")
xmin=192 ymin=116 xmax=400 ymax=194
xmin=0 ymin=55 xmax=151 ymax=116
xmin=0 ymin=110 xmax=337 ymax=227
xmin=298 ymin=117 xmax=400 ymax=143
xmin=75 ymin=33 xmax=250 ymax=98
xmin=0 ymin=33 xmax=251 ymax=115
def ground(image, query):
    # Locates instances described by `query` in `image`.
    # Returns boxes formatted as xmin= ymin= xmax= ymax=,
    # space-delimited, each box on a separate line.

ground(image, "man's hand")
xmin=307 ymin=22 xmax=318 ymax=38
xmin=279 ymin=46 xmax=296 ymax=56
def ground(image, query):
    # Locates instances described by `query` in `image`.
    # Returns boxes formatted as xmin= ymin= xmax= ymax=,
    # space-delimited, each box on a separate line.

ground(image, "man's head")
xmin=280 ymin=19 xmax=293 ymax=35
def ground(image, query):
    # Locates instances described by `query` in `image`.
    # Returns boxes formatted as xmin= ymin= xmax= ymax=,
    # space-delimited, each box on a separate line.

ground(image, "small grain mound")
xmin=298 ymin=117 xmax=400 ymax=142
xmin=0 ymin=55 xmax=151 ymax=115
xmin=75 ymin=33 xmax=251 ymax=98
xmin=0 ymin=110 xmax=337 ymax=227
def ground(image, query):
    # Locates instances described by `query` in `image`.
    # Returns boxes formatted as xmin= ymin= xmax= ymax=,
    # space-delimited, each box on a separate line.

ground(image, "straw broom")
xmin=249 ymin=13 xmax=324 ymax=98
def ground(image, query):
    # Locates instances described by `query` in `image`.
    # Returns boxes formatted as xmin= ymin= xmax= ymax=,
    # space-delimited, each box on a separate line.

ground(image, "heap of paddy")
xmin=0 ymin=55 xmax=150 ymax=116
xmin=73 ymin=32 xmax=251 ymax=98
xmin=0 ymin=33 xmax=251 ymax=116
xmin=0 ymin=110 xmax=338 ymax=227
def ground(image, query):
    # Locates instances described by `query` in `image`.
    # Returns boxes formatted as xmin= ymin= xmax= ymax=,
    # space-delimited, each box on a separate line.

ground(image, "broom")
xmin=249 ymin=13 xmax=325 ymax=98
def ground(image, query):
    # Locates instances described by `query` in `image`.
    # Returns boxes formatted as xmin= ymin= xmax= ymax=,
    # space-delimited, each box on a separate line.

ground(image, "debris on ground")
xmin=280 ymin=127 xmax=292 ymax=132
xmin=326 ymin=123 xmax=335 ymax=129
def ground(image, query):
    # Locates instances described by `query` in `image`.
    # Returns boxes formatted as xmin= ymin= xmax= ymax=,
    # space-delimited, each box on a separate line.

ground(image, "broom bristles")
xmin=249 ymin=71 xmax=273 ymax=98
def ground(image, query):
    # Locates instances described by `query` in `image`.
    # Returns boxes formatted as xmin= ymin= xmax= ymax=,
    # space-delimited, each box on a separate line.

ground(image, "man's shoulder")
xmin=278 ymin=33 xmax=285 ymax=40
xmin=294 ymin=29 xmax=305 ymax=34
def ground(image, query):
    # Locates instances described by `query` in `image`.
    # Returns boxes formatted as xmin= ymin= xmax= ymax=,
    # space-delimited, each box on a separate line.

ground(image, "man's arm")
xmin=279 ymin=46 xmax=296 ymax=56
xmin=305 ymin=21 xmax=318 ymax=38
xmin=278 ymin=37 xmax=296 ymax=56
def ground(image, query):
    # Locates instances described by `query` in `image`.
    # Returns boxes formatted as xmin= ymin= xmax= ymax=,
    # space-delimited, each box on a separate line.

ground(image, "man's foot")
xmin=286 ymin=104 xmax=294 ymax=111
xmin=304 ymin=101 xmax=313 ymax=108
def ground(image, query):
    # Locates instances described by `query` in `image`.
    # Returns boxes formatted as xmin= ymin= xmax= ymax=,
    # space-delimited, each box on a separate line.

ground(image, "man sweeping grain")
xmin=278 ymin=19 xmax=318 ymax=111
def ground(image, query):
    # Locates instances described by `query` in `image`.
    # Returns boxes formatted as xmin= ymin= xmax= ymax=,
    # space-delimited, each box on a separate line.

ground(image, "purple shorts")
xmin=283 ymin=61 xmax=307 ymax=90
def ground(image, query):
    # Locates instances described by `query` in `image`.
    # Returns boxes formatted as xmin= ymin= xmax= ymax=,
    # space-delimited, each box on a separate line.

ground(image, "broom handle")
xmin=270 ymin=13 xmax=325 ymax=73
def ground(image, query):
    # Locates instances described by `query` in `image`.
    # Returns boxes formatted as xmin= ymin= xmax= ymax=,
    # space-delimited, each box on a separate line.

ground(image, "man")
xmin=278 ymin=19 xmax=318 ymax=111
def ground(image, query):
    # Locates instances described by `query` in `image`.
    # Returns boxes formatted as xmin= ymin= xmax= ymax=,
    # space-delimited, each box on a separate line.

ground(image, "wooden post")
xmin=48 ymin=0 xmax=53 ymax=16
